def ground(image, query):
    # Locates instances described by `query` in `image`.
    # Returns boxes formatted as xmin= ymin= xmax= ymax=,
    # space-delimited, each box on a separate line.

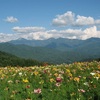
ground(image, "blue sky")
xmin=0 ymin=0 xmax=100 ymax=42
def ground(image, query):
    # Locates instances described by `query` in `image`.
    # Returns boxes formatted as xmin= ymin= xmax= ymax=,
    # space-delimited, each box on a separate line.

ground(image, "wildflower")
xmin=59 ymin=70 xmax=64 ymax=74
xmin=15 ymin=80 xmax=20 ymax=83
xmin=50 ymin=78 xmax=55 ymax=83
xmin=33 ymin=71 xmax=39 ymax=76
xmin=54 ymin=73 xmax=58 ymax=77
xmin=12 ymin=90 xmax=17 ymax=95
xmin=56 ymin=77 xmax=62 ymax=83
xmin=83 ymin=82 xmax=89 ymax=86
xmin=23 ymin=79 xmax=29 ymax=83
xmin=96 ymin=71 xmax=100 ymax=77
xmin=19 ymin=72 xmax=22 ymax=76
xmin=55 ymin=83 xmax=61 ymax=87
xmin=74 ymin=77 xmax=80 ymax=83
xmin=26 ymin=85 xmax=30 ymax=88
xmin=95 ymin=77 xmax=99 ymax=80
xmin=34 ymin=88 xmax=41 ymax=94
xmin=68 ymin=73 xmax=72 ymax=77
xmin=8 ymin=80 xmax=13 ymax=83
xmin=90 ymin=72 xmax=95 ymax=76
xmin=78 ymin=89 xmax=85 ymax=93
xmin=43 ymin=70 xmax=47 ymax=73
xmin=66 ymin=69 xmax=70 ymax=73
xmin=53 ymin=68 xmax=57 ymax=71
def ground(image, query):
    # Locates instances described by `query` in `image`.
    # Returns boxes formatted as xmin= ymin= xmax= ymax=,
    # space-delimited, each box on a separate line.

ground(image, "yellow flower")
xmin=33 ymin=71 xmax=39 ymax=76
xmin=52 ymin=68 xmax=57 ymax=71
xmin=66 ymin=69 xmax=70 ymax=73
xmin=23 ymin=79 xmax=29 ymax=83
xmin=97 ymin=73 xmax=100 ymax=78
xmin=68 ymin=73 xmax=72 ymax=77
xmin=50 ymin=78 xmax=55 ymax=83
xmin=54 ymin=73 xmax=58 ymax=77
xmin=74 ymin=77 xmax=80 ymax=83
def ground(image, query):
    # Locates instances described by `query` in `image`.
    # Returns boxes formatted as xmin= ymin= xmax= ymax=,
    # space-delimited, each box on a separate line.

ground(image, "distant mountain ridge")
xmin=9 ymin=37 xmax=100 ymax=51
xmin=0 ymin=37 xmax=100 ymax=64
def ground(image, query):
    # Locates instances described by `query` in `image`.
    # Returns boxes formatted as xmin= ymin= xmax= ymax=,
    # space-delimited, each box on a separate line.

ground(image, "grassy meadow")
xmin=0 ymin=61 xmax=100 ymax=100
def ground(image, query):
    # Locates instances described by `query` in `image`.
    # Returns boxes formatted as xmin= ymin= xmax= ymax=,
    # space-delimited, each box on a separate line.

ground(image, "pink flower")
xmin=55 ymin=83 xmax=61 ymax=87
xmin=78 ymin=89 xmax=85 ymax=93
xmin=34 ymin=88 xmax=41 ymax=94
xmin=26 ymin=85 xmax=30 ymax=88
xmin=56 ymin=77 xmax=62 ymax=82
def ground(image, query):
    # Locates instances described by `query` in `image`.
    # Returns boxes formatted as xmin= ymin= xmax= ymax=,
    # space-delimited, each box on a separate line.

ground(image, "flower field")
xmin=0 ymin=61 xmax=100 ymax=100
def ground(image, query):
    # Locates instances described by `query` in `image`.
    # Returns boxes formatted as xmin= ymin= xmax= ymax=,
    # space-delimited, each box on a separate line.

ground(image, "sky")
xmin=0 ymin=0 xmax=100 ymax=42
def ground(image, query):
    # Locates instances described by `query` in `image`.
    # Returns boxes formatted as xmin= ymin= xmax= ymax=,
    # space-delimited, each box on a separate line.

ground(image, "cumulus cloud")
xmin=95 ymin=19 xmax=100 ymax=24
xmin=74 ymin=15 xmax=94 ymax=26
xmin=13 ymin=26 xmax=45 ymax=33
xmin=0 ymin=26 xmax=100 ymax=42
xmin=5 ymin=16 xmax=18 ymax=23
xmin=27 ymin=32 xmax=53 ymax=40
xmin=48 ymin=26 xmax=100 ymax=40
xmin=52 ymin=11 xmax=75 ymax=26
xmin=82 ymin=26 xmax=100 ymax=39
xmin=52 ymin=11 xmax=100 ymax=27
xmin=0 ymin=33 xmax=19 ymax=42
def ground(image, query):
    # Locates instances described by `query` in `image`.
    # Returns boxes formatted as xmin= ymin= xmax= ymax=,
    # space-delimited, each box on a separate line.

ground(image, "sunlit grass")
xmin=0 ymin=61 xmax=100 ymax=100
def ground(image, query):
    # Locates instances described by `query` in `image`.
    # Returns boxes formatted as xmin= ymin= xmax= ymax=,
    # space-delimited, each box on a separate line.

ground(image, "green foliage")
xmin=0 ymin=61 xmax=100 ymax=99
xmin=0 ymin=37 xmax=100 ymax=64
xmin=0 ymin=51 xmax=43 ymax=67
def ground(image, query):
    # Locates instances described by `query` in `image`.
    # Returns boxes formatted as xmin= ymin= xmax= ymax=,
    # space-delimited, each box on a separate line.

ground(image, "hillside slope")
xmin=0 ymin=37 xmax=100 ymax=64
xmin=0 ymin=50 xmax=43 ymax=67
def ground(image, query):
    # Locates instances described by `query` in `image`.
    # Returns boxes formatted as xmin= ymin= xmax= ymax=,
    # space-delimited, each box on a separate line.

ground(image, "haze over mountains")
xmin=0 ymin=37 xmax=100 ymax=64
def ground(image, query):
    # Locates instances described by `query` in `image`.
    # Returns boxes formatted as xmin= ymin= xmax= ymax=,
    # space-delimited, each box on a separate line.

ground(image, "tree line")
xmin=0 ymin=51 xmax=43 ymax=67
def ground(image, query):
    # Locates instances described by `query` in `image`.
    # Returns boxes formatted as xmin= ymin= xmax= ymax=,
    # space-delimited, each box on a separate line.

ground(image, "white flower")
xmin=8 ymin=80 xmax=13 ymax=83
xmin=95 ymin=77 xmax=99 ymax=80
xmin=19 ymin=72 xmax=22 ymax=76
xmin=90 ymin=72 xmax=95 ymax=76
xmin=83 ymin=82 xmax=89 ymax=86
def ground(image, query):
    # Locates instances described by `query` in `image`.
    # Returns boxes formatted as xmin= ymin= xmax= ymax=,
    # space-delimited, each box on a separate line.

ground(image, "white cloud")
xmin=0 ymin=26 xmax=100 ymax=42
xmin=27 ymin=32 xmax=53 ymax=40
xmin=52 ymin=11 xmax=100 ymax=27
xmin=52 ymin=11 xmax=75 ymax=26
xmin=74 ymin=15 xmax=94 ymax=26
xmin=95 ymin=19 xmax=100 ymax=24
xmin=82 ymin=26 xmax=100 ymax=39
xmin=48 ymin=26 xmax=100 ymax=40
xmin=0 ymin=33 xmax=19 ymax=42
xmin=13 ymin=26 xmax=45 ymax=33
xmin=5 ymin=16 xmax=18 ymax=23
xmin=1 ymin=10 xmax=100 ymax=42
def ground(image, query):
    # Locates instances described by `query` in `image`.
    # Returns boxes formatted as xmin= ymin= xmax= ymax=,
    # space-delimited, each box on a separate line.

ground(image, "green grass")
xmin=0 ymin=61 xmax=100 ymax=100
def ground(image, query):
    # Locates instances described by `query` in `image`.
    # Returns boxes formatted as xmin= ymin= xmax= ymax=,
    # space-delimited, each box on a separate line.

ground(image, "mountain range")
xmin=0 ymin=37 xmax=100 ymax=64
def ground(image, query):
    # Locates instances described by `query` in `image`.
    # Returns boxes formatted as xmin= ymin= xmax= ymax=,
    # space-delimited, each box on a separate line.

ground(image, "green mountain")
xmin=0 ymin=43 xmax=62 ymax=63
xmin=0 ymin=50 xmax=43 ymax=67
xmin=0 ymin=37 xmax=100 ymax=64
xmin=9 ymin=38 xmax=83 ymax=51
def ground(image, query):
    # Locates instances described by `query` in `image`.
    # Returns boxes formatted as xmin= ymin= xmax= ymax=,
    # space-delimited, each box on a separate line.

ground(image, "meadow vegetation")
xmin=0 ymin=61 xmax=100 ymax=100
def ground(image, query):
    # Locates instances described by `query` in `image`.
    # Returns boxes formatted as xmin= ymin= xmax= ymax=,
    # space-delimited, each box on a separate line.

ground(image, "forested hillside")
xmin=0 ymin=51 xmax=43 ymax=67
xmin=0 ymin=38 xmax=100 ymax=64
